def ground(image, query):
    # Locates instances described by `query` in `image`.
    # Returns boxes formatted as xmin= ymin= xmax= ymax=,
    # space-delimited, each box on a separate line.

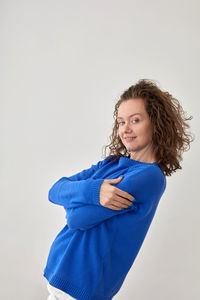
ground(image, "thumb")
xmin=107 ymin=176 xmax=123 ymax=182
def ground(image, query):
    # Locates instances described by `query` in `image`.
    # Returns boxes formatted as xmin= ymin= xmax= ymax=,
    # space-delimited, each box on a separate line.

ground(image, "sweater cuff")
xmin=90 ymin=178 xmax=105 ymax=206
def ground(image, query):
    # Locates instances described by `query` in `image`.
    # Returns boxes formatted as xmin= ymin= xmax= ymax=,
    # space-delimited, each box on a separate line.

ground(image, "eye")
xmin=117 ymin=119 xmax=139 ymax=126
xmin=117 ymin=121 xmax=124 ymax=125
xmin=132 ymin=119 xmax=139 ymax=123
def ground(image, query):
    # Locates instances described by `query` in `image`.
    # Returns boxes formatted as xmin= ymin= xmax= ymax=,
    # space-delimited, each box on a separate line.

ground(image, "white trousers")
xmin=47 ymin=282 xmax=77 ymax=300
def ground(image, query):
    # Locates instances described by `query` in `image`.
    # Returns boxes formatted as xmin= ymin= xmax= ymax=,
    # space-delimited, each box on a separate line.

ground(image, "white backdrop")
xmin=1 ymin=1 xmax=200 ymax=299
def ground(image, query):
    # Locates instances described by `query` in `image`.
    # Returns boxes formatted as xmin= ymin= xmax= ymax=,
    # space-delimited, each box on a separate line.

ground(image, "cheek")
xmin=118 ymin=129 xmax=122 ymax=136
xmin=138 ymin=124 xmax=153 ymax=138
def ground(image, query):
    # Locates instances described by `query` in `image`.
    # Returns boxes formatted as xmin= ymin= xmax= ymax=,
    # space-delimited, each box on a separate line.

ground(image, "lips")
xmin=124 ymin=137 xmax=136 ymax=141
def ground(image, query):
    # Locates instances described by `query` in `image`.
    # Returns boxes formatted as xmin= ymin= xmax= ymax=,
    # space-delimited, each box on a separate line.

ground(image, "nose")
xmin=123 ymin=121 xmax=132 ymax=133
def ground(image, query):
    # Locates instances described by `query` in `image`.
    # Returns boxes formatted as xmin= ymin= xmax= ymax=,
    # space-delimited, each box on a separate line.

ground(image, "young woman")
xmin=43 ymin=79 xmax=194 ymax=300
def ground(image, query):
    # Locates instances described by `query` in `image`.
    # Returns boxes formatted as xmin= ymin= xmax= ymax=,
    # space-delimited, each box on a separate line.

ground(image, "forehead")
xmin=117 ymin=98 xmax=147 ymax=118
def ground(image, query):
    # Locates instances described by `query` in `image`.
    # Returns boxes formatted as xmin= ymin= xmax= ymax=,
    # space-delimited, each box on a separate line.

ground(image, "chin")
xmin=126 ymin=147 xmax=136 ymax=152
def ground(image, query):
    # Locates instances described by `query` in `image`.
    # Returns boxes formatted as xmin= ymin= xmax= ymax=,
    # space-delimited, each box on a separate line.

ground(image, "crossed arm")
xmin=48 ymin=158 xmax=110 ymax=208
xmin=48 ymin=159 xmax=165 ymax=231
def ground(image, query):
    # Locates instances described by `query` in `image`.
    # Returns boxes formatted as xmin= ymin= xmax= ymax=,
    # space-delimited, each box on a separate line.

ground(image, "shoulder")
xmin=145 ymin=164 xmax=166 ymax=182
xmin=127 ymin=164 xmax=166 ymax=195
xmin=129 ymin=163 xmax=165 ymax=180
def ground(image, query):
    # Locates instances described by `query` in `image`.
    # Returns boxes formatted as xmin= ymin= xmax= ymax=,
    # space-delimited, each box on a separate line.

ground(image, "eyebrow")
xmin=116 ymin=113 xmax=142 ymax=120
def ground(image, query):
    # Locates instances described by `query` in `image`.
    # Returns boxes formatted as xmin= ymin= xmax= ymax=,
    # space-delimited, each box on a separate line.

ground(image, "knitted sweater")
xmin=43 ymin=155 xmax=166 ymax=300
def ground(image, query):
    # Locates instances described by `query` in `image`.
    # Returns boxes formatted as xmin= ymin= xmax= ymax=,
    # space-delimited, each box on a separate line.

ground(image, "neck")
xmin=129 ymin=143 xmax=156 ymax=164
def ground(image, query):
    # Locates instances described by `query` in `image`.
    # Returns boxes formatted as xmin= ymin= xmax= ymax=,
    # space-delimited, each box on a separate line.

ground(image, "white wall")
xmin=1 ymin=0 xmax=200 ymax=299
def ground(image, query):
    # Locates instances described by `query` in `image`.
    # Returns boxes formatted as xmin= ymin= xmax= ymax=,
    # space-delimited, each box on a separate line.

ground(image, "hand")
xmin=99 ymin=176 xmax=135 ymax=210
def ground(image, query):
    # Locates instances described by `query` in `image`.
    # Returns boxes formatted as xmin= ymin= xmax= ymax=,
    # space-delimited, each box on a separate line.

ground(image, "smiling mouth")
xmin=124 ymin=137 xmax=136 ymax=141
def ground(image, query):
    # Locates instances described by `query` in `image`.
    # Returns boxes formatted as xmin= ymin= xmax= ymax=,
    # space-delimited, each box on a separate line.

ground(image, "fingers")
xmin=114 ymin=194 xmax=133 ymax=207
xmin=100 ymin=180 xmax=135 ymax=210
xmin=105 ymin=204 xmax=123 ymax=211
xmin=113 ymin=186 xmax=135 ymax=202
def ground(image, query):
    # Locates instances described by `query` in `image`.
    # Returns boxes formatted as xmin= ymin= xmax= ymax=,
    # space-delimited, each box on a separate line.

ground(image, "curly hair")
xmin=102 ymin=79 xmax=195 ymax=177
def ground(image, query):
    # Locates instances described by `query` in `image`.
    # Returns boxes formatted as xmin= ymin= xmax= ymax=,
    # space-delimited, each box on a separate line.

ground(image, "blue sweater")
xmin=43 ymin=155 xmax=166 ymax=300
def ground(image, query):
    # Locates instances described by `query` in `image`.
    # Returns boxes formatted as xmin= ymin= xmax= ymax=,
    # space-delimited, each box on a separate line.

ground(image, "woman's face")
xmin=117 ymin=98 xmax=154 ymax=154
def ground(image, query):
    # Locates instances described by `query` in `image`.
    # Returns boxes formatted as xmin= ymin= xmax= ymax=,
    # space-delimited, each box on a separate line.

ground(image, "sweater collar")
xmin=118 ymin=156 xmax=158 ymax=167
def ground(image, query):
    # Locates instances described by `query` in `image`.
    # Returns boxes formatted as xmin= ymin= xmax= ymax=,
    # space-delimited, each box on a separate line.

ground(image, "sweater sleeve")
xmin=48 ymin=157 xmax=110 ymax=208
xmin=65 ymin=166 xmax=166 ymax=230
